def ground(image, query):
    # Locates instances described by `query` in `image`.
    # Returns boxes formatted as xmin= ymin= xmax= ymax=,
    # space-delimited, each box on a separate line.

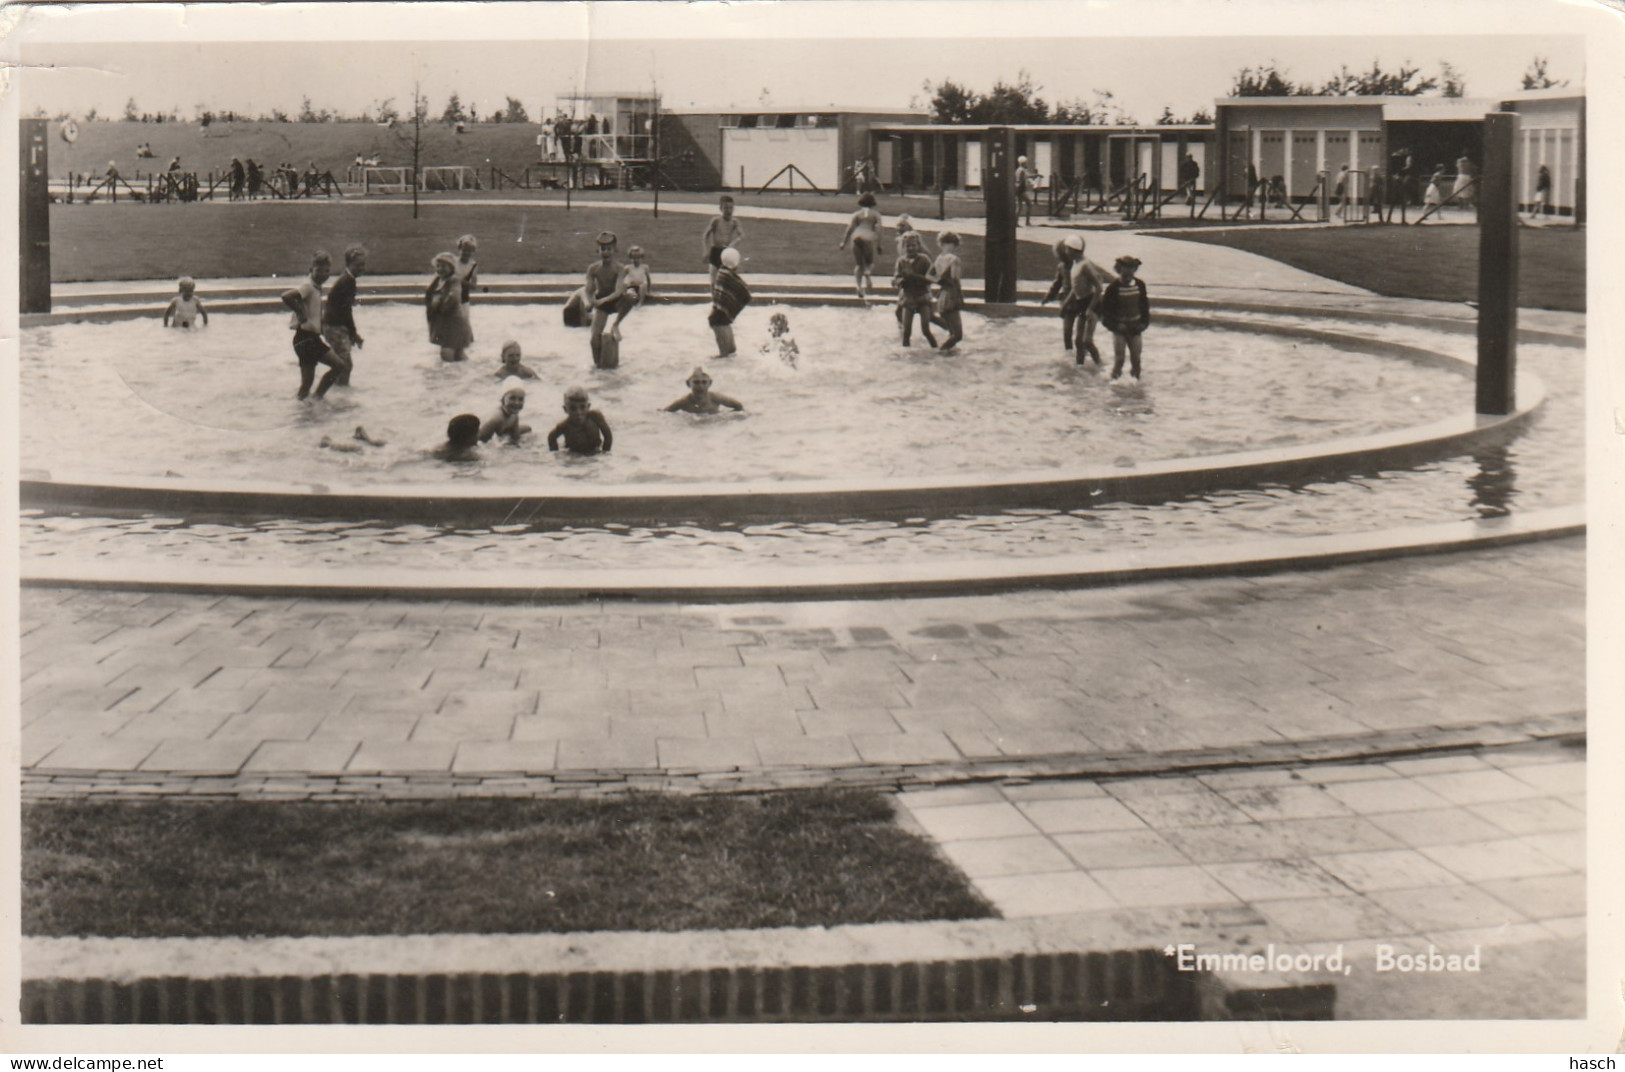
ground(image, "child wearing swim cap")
xmin=495 ymin=340 xmax=538 ymax=380
xmin=708 ymin=246 xmax=751 ymax=359
xmin=479 ymin=377 xmax=533 ymax=444
xmin=548 ymin=386 xmax=614 ymax=455
xmin=163 ymin=276 xmax=208 ymax=329
xmin=665 ymin=366 xmax=744 ymax=415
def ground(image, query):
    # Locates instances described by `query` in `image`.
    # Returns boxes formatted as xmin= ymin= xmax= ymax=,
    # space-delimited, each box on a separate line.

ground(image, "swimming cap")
xmin=1064 ymin=235 xmax=1084 ymax=252
xmin=719 ymin=247 xmax=741 ymax=269
xmin=500 ymin=376 xmax=527 ymax=397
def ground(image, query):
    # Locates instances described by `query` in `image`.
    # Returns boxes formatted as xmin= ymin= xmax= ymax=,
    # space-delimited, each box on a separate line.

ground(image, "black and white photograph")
xmin=4 ymin=0 xmax=1620 ymax=1054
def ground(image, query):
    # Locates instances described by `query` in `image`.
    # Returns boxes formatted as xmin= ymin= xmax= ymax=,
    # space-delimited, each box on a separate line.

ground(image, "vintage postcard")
xmin=2 ymin=0 xmax=1619 ymax=1056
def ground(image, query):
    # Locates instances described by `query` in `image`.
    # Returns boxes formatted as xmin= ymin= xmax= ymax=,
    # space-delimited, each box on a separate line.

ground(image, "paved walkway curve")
xmin=22 ymin=539 xmax=1583 ymax=790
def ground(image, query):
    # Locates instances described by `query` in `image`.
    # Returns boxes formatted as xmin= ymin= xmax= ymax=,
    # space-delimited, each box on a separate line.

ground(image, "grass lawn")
xmin=48 ymin=197 xmax=1053 ymax=283
xmin=23 ymin=791 xmax=994 ymax=939
xmin=1162 ymin=224 xmax=1585 ymax=312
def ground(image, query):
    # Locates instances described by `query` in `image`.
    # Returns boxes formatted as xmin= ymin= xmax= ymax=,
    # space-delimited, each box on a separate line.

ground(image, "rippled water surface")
xmin=20 ymin=310 xmax=1582 ymax=573
xmin=22 ymin=303 xmax=1465 ymax=485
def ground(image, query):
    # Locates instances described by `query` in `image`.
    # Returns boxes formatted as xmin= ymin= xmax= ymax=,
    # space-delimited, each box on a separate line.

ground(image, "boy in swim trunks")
xmin=665 ymin=366 xmax=744 ymax=414
xmin=839 ymin=192 xmax=883 ymax=301
xmin=322 ymin=246 xmax=365 ymax=386
xmin=701 ymin=195 xmax=744 ymax=285
xmin=548 ymin=386 xmax=614 ymax=455
xmin=495 ymin=340 xmax=539 ymax=380
xmin=163 ymin=276 xmax=209 ymax=329
xmin=280 ymin=251 xmax=350 ymax=401
xmin=606 ymin=244 xmax=653 ymax=342
xmin=585 ymin=231 xmax=623 ymax=368
xmin=479 ymin=377 xmax=533 ymax=445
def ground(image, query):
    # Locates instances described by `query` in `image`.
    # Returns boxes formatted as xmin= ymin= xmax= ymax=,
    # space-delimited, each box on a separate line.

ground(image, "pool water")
xmin=21 ymin=303 xmax=1467 ymax=486
xmin=21 ymin=334 xmax=1580 ymax=574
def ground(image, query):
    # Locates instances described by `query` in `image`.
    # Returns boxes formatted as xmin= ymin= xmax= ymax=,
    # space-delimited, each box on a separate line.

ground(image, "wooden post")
xmin=21 ymin=119 xmax=51 ymax=313
xmin=1477 ymin=112 xmax=1519 ymax=415
xmin=982 ymin=126 xmax=1017 ymax=304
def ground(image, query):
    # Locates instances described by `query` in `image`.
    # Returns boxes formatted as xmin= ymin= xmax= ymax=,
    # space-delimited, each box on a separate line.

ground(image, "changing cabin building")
xmin=1211 ymin=89 xmax=1583 ymax=216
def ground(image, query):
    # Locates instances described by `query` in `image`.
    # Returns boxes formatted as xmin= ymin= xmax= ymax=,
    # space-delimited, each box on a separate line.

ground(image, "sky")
xmin=7 ymin=2 xmax=1594 ymax=126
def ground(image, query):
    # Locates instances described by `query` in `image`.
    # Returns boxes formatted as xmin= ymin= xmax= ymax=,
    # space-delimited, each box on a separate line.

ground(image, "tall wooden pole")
xmin=982 ymin=126 xmax=1017 ymax=303
xmin=21 ymin=119 xmax=52 ymax=313
xmin=1476 ymin=112 xmax=1519 ymax=416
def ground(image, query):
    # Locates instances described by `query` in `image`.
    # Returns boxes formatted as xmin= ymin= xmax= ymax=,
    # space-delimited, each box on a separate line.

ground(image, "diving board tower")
xmin=555 ymin=91 xmax=660 ymax=184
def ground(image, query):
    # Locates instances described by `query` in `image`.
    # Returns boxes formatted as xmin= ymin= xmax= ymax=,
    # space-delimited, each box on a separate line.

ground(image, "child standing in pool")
xmin=838 ymin=192 xmax=883 ymax=301
xmin=892 ymin=232 xmax=938 ymax=348
xmin=585 ymin=231 xmax=623 ymax=369
xmin=605 ymin=244 xmax=653 ymax=342
xmin=163 ymin=276 xmax=209 ymax=329
xmin=701 ymin=195 xmax=744 ymax=285
xmin=548 ymin=386 xmax=614 ymax=455
xmin=928 ymin=231 xmax=964 ymax=353
xmin=282 ymin=250 xmax=351 ymax=400
xmin=479 ymin=377 xmax=532 ymax=444
xmin=1100 ymin=255 xmax=1150 ymax=382
xmin=426 ymin=252 xmax=472 ymax=362
xmin=665 ymin=366 xmax=744 ymax=414
xmin=709 ymin=247 xmax=751 ymax=359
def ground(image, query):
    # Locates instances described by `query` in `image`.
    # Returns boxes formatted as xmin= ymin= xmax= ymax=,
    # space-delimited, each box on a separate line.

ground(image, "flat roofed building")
xmin=866 ymin=122 xmax=1215 ymax=196
xmin=660 ymin=106 xmax=929 ymax=192
xmin=1213 ymin=90 xmax=1583 ymax=214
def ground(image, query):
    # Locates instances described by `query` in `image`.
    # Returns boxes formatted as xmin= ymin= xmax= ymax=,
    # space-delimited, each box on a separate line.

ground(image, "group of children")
xmin=1044 ymin=234 xmax=1152 ymax=382
xmin=839 ymin=196 xmax=967 ymax=353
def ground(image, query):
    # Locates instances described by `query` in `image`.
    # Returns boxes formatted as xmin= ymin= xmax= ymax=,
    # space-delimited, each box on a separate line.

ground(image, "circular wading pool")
xmin=19 ymin=295 xmax=1579 ymax=584
xmin=24 ymin=302 xmax=1470 ymax=486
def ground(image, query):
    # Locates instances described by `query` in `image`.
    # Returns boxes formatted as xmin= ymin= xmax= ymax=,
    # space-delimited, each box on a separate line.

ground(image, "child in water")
xmin=479 ymin=377 xmax=533 ymax=444
xmin=928 ymin=231 xmax=964 ymax=353
xmin=495 ymin=340 xmax=538 ymax=380
xmin=761 ymin=311 xmax=800 ymax=368
xmin=892 ymin=232 xmax=937 ymax=348
xmin=608 ymin=245 xmax=653 ymax=342
xmin=1100 ymin=255 xmax=1151 ymax=382
xmin=548 ymin=386 xmax=614 ymax=455
xmin=163 ymin=276 xmax=209 ymax=329
xmin=709 ymin=247 xmax=751 ymax=359
xmin=433 ymin=414 xmax=482 ymax=462
xmin=319 ymin=426 xmax=387 ymax=453
xmin=665 ymin=366 xmax=744 ymax=415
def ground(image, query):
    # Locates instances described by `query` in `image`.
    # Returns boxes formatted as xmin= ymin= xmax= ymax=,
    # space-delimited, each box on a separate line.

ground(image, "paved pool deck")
xmin=21 ymin=538 xmax=1583 ymax=790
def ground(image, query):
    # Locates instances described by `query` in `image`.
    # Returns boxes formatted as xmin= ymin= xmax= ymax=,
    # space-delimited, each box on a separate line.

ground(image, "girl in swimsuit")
xmin=838 ymin=192 xmax=883 ymax=302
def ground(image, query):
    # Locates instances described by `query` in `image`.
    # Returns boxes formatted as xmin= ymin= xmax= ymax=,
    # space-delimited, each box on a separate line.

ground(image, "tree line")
xmin=920 ymin=56 xmax=1569 ymax=126
xmin=32 ymin=92 xmax=536 ymax=125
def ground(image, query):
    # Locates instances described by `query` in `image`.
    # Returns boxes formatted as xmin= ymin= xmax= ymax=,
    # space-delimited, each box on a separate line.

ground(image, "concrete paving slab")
xmin=973 ymin=871 xmax=1117 ymax=918
xmin=1053 ymin=829 xmax=1190 ymax=870
xmin=1091 ymin=865 xmax=1243 ymax=908
xmin=937 ymin=836 xmax=1077 ymax=879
